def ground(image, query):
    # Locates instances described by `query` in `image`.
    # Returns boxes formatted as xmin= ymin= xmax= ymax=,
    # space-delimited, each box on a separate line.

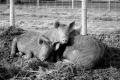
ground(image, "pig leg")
xmin=63 ymin=59 xmax=72 ymax=63
xmin=38 ymin=45 xmax=50 ymax=61
xmin=11 ymin=37 xmax=18 ymax=57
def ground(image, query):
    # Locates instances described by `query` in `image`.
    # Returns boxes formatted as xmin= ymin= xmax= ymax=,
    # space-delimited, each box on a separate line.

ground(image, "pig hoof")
xmin=63 ymin=59 xmax=72 ymax=63
xmin=23 ymin=55 xmax=30 ymax=59
xmin=40 ymin=57 xmax=45 ymax=61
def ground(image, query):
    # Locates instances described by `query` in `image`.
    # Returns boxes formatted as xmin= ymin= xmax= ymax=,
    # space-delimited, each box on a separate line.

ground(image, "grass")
xmin=0 ymin=26 xmax=120 ymax=80
xmin=1 ymin=4 xmax=120 ymax=80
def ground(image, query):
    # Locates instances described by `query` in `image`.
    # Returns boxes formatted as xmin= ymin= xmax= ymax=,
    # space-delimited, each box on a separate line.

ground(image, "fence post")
xmin=10 ymin=0 xmax=15 ymax=26
xmin=108 ymin=0 xmax=111 ymax=11
xmin=37 ymin=0 xmax=39 ymax=7
xmin=72 ymin=0 xmax=74 ymax=9
xmin=81 ymin=0 xmax=87 ymax=35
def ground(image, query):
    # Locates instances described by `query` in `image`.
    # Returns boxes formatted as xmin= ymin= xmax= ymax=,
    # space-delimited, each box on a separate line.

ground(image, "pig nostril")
xmin=63 ymin=39 xmax=68 ymax=43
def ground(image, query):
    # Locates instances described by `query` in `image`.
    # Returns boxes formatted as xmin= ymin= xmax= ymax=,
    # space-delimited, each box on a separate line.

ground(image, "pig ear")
xmin=55 ymin=43 xmax=60 ymax=50
xmin=68 ymin=21 xmax=75 ymax=33
xmin=54 ymin=21 xmax=60 ymax=28
xmin=53 ymin=43 xmax=60 ymax=50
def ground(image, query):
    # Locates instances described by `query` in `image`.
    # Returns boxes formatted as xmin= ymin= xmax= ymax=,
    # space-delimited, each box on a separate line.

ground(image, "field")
xmin=1 ymin=2 xmax=120 ymax=80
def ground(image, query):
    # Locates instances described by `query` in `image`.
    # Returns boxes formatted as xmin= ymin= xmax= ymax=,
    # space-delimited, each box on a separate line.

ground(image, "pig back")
xmin=63 ymin=35 xmax=104 ymax=68
xmin=16 ymin=31 xmax=41 ymax=53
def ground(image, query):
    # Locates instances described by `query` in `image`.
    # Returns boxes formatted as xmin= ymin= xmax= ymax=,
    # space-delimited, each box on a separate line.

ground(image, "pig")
xmin=10 ymin=21 xmax=75 ymax=61
xmin=62 ymin=35 xmax=105 ymax=69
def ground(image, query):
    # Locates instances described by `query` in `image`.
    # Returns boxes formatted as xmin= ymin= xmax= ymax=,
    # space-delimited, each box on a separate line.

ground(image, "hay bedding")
xmin=0 ymin=26 xmax=120 ymax=80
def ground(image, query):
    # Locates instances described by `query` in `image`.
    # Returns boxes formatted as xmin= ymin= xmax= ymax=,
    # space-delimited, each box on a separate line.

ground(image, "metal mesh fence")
xmin=0 ymin=0 xmax=120 ymax=34
xmin=10 ymin=0 xmax=120 ymax=10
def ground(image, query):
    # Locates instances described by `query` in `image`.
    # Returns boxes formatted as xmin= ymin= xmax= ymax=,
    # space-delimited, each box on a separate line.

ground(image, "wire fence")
xmin=1 ymin=0 xmax=120 ymax=12
xmin=0 ymin=0 xmax=119 ymax=9
xmin=0 ymin=0 xmax=120 ymax=34
xmin=10 ymin=0 xmax=119 ymax=10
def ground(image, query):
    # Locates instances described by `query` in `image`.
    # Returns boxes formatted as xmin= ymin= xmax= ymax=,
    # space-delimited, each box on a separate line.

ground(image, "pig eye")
xmin=39 ymin=40 xmax=43 ymax=44
xmin=62 ymin=24 xmax=66 ymax=27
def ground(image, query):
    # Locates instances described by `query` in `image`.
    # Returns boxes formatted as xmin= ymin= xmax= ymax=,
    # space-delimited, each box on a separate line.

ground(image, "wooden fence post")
xmin=108 ymin=0 xmax=111 ymax=11
xmin=10 ymin=0 xmax=15 ymax=26
xmin=37 ymin=0 xmax=39 ymax=7
xmin=81 ymin=0 xmax=87 ymax=35
xmin=72 ymin=0 xmax=74 ymax=9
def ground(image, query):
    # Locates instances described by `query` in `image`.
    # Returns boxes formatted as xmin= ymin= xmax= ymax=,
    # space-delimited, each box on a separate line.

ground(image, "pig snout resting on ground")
xmin=10 ymin=21 xmax=75 ymax=61
xmin=63 ymin=35 xmax=105 ymax=69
